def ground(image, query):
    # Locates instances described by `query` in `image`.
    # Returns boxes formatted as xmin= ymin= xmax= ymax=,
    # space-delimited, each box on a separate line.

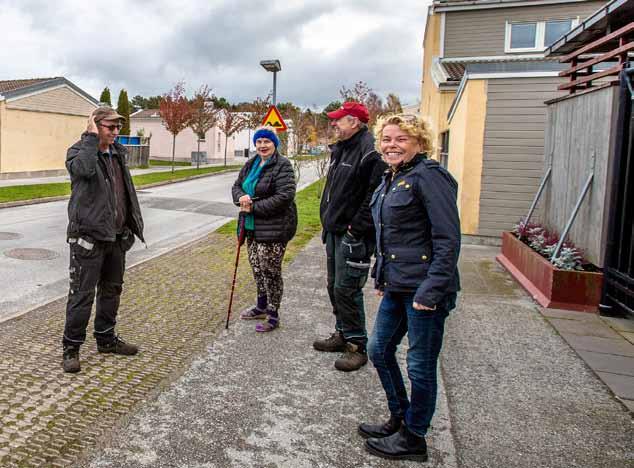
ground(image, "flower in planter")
xmin=512 ymin=219 xmax=587 ymax=271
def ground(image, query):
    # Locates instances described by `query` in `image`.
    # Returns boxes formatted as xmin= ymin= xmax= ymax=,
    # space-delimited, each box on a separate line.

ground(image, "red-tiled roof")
xmin=0 ymin=78 xmax=60 ymax=94
xmin=443 ymin=62 xmax=465 ymax=81
xmin=131 ymin=109 xmax=161 ymax=119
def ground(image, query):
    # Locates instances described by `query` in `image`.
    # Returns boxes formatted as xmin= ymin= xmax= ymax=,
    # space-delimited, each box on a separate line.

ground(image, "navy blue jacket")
xmin=371 ymin=154 xmax=460 ymax=308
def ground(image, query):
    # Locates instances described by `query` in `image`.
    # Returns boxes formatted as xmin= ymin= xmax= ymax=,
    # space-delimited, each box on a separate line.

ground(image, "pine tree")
xmin=99 ymin=87 xmax=112 ymax=106
xmin=117 ymin=89 xmax=131 ymax=135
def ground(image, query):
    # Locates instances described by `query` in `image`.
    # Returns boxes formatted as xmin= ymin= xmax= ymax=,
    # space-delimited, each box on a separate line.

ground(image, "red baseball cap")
xmin=327 ymin=101 xmax=370 ymax=123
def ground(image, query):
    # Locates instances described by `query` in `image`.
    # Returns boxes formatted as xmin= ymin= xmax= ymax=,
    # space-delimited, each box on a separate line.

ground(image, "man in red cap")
xmin=314 ymin=101 xmax=387 ymax=371
xmin=62 ymin=107 xmax=145 ymax=373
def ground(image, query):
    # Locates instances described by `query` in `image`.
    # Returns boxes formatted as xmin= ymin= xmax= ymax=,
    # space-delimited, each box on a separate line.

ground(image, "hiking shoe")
xmin=313 ymin=331 xmax=346 ymax=352
xmin=335 ymin=342 xmax=368 ymax=372
xmin=62 ymin=347 xmax=80 ymax=373
xmin=97 ymin=336 xmax=139 ymax=356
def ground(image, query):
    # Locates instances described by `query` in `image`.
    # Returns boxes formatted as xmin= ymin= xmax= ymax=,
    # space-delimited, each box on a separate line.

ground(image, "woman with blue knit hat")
xmin=231 ymin=125 xmax=297 ymax=332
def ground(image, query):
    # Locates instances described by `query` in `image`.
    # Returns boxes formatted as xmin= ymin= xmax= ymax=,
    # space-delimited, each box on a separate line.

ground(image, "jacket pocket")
xmin=384 ymin=247 xmax=432 ymax=289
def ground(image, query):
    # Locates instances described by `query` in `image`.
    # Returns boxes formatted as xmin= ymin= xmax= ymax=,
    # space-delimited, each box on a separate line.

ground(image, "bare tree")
xmin=365 ymin=92 xmax=384 ymax=127
xmin=218 ymin=108 xmax=246 ymax=166
xmin=188 ymin=85 xmax=219 ymax=169
xmin=159 ymin=82 xmax=191 ymax=173
xmin=385 ymin=93 xmax=403 ymax=114
xmin=339 ymin=81 xmax=372 ymax=104
xmin=242 ymin=95 xmax=271 ymax=156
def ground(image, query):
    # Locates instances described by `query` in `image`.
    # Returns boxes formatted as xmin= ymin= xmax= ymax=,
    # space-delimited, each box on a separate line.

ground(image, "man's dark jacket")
xmin=320 ymin=127 xmax=386 ymax=238
xmin=371 ymin=154 xmax=460 ymax=308
xmin=232 ymin=152 xmax=297 ymax=243
xmin=66 ymin=132 xmax=144 ymax=243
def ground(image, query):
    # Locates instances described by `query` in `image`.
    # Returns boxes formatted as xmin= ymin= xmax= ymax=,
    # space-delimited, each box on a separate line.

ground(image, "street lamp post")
xmin=260 ymin=59 xmax=281 ymax=106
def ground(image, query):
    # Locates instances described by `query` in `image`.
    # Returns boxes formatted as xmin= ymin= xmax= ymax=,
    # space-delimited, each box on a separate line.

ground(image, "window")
xmin=439 ymin=131 xmax=449 ymax=169
xmin=505 ymin=19 xmax=577 ymax=52
xmin=544 ymin=20 xmax=573 ymax=47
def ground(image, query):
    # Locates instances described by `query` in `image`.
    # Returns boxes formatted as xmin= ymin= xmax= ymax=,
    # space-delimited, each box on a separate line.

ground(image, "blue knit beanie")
xmin=253 ymin=128 xmax=279 ymax=148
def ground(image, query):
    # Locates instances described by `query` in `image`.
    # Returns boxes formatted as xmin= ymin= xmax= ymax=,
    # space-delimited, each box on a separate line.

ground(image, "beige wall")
xmin=130 ymin=119 xmax=235 ymax=162
xmin=420 ymin=11 xmax=457 ymax=160
xmin=0 ymin=105 xmax=90 ymax=173
xmin=447 ymin=80 xmax=488 ymax=234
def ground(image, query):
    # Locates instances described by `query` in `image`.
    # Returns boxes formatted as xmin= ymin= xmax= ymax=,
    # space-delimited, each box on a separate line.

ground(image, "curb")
xmin=0 ymin=168 xmax=240 ymax=210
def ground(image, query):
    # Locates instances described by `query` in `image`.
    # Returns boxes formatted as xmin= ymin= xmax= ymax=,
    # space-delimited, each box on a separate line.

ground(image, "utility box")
xmin=191 ymin=151 xmax=207 ymax=164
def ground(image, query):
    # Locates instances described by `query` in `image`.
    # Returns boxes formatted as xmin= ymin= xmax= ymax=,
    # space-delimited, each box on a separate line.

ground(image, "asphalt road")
xmin=0 ymin=164 xmax=319 ymax=322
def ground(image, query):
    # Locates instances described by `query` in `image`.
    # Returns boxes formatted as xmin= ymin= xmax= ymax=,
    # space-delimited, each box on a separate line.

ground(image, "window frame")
xmin=505 ymin=18 xmax=579 ymax=53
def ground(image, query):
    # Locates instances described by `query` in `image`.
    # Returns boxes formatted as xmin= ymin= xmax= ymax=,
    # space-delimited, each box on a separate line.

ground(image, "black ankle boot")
xmin=358 ymin=414 xmax=402 ymax=439
xmin=365 ymin=424 xmax=428 ymax=462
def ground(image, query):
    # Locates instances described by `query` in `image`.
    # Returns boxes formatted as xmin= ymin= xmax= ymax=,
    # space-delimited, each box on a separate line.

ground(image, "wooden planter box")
xmin=496 ymin=231 xmax=603 ymax=312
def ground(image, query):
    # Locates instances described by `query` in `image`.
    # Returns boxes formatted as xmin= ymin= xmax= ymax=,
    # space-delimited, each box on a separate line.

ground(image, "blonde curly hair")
xmin=373 ymin=114 xmax=434 ymax=155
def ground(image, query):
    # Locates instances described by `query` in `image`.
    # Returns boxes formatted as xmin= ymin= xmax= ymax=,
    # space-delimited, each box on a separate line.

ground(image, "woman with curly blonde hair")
xmin=359 ymin=114 xmax=461 ymax=462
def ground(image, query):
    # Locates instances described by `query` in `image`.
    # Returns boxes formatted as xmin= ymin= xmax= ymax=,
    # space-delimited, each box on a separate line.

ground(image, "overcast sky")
xmin=1 ymin=0 xmax=431 ymax=109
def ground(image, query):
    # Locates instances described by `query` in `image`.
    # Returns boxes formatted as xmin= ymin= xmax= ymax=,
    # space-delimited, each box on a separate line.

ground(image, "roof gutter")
xmin=547 ymin=0 xmax=625 ymax=55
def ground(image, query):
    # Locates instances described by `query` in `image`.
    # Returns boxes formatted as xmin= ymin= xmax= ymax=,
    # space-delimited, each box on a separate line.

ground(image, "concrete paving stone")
xmin=595 ymin=372 xmax=634 ymax=400
xmin=546 ymin=317 xmax=624 ymax=339
xmin=621 ymin=331 xmax=634 ymax=345
xmin=576 ymin=350 xmax=634 ymax=376
xmin=542 ymin=308 xmax=600 ymax=321
xmin=602 ymin=316 xmax=634 ymax=333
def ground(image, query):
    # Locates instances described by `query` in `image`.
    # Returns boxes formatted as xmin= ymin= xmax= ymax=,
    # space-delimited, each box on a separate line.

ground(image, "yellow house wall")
xmin=447 ymin=80 xmax=487 ymax=235
xmin=1 ymin=108 xmax=89 ymax=173
xmin=420 ymin=11 xmax=455 ymax=160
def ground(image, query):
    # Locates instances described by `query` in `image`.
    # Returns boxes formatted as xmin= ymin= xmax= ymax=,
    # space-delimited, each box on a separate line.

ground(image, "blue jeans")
xmin=368 ymin=291 xmax=455 ymax=436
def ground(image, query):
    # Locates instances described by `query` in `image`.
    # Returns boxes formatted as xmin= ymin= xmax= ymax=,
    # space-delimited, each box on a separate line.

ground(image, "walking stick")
xmin=226 ymin=212 xmax=246 ymax=329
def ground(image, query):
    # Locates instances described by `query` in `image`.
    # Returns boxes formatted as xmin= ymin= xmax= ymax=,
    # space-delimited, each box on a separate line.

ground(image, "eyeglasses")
xmin=99 ymin=124 xmax=122 ymax=132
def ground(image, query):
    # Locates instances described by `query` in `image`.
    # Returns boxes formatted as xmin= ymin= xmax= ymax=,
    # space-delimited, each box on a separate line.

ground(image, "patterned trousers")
xmin=246 ymin=237 xmax=287 ymax=311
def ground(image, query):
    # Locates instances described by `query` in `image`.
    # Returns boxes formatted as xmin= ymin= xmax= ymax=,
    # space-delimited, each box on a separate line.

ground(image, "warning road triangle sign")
xmin=261 ymin=105 xmax=288 ymax=132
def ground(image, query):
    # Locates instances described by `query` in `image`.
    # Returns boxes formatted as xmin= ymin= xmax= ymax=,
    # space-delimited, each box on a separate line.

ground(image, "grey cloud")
xmin=1 ymin=0 xmax=428 ymax=107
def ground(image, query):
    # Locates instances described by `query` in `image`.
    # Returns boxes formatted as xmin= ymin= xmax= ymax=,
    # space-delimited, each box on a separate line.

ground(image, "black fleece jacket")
xmin=319 ymin=127 xmax=386 ymax=238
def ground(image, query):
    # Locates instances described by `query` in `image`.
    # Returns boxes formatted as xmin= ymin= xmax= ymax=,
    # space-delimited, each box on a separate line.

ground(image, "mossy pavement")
xmin=0 ymin=232 xmax=256 ymax=467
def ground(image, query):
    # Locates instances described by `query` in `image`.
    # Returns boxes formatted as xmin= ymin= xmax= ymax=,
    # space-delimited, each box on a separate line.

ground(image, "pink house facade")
xmin=130 ymin=109 xmax=236 ymax=163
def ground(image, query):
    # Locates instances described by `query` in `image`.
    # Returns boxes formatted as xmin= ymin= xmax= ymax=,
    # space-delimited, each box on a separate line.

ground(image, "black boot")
xmin=62 ymin=346 xmax=80 ymax=373
xmin=365 ymin=424 xmax=428 ymax=462
xmin=358 ymin=415 xmax=402 ymax=439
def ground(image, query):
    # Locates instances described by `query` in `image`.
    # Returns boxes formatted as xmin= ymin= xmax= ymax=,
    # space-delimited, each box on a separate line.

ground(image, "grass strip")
xmin=0 ymin=184 xmax=71 ymax=203
xmin=216 ymin=179 xmax=323 ymax=263
xmin=149 ymin=159 xmax=191 ymax=167
xmin=131 ymin=165 xmax=241 ymax=186
xmin=0 ymin=165 xmax=242 ymax=204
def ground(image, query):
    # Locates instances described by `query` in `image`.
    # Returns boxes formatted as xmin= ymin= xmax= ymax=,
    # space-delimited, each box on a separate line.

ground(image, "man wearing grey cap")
xmin=62 ymin=107 xmax=145 ymax=373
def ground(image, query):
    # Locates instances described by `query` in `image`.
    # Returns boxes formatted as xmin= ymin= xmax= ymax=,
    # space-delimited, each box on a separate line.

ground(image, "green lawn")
xmin=149 ymin=159 xmax=191 ymax=167
xmin=0 ymin=165 xmax=242 ymax=204
xmin=132 ymin=165 xmax=241 ymax=186
xmin=216 ymin=179 xmax=323 ymax=263
xmin=0 ymin=184 xmax=71 ymax=203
